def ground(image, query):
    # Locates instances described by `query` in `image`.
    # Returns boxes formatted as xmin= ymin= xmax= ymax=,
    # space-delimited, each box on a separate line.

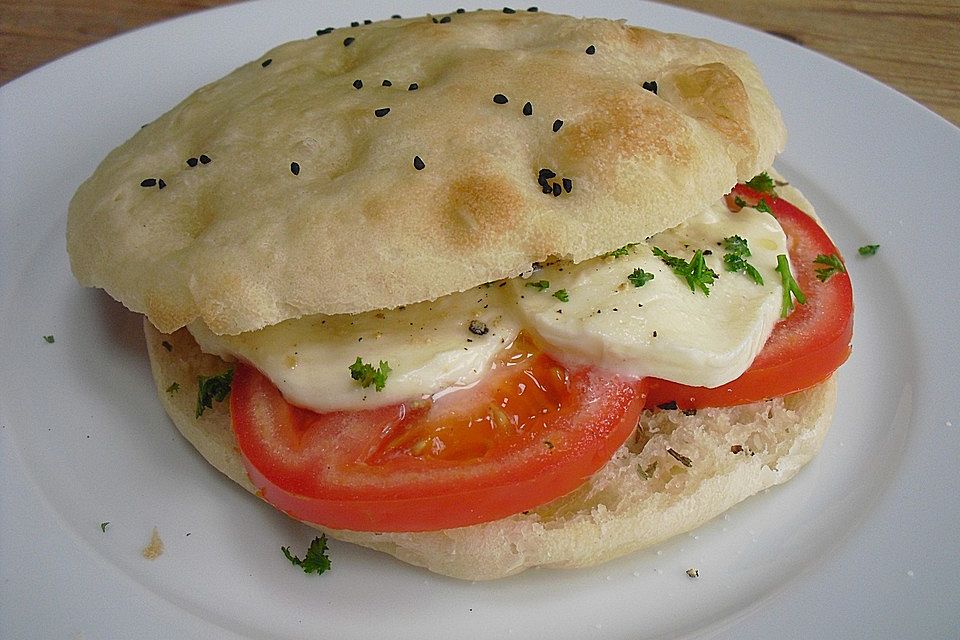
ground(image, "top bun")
xmin=67 ymin=9 xmax=784 ymax=335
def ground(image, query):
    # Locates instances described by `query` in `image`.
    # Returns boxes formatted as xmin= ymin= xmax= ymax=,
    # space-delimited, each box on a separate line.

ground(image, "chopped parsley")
xmin=745 ymin=171 xmax=776 ymax=195
xmin=552 ymin=289 xmax=570 ymax=302
xmin=349 ymin=357 xmax=391 ymax=391
xmin=165 ymin=381 xmax=180 ymax=394
xmin=858 ymin=244 xmax=880 ymax=256
xmin=42 ymin=335 xmax=55 ymax=343
xmin=733 ymin=195 xmax=748 ymax=208
xmin=525 ymin=280 xmax=550 ymax=291
xmin=814 ymin=253 xmax=847 ymax=282
xmin=195 ymin=369 xmax=234 ymax=418
xmin=652 ymin=247 xmax=718 ymax=295
xmin=754 ymin=198 xmax=773 ymax=214
xmin=775 ymin=254 xmax=806 ymax=318
xmin=628 ymin=268 xmax=655 ymax=287
xmin=282 ymin=535 xmax=331 ymax=575
xmin=100 ymin=522 xmax=110 ymax=532
xmin=604 ymin=243 xmax=638 ymax=258
xmin=722 ymin=235 xmax=763 ymax=285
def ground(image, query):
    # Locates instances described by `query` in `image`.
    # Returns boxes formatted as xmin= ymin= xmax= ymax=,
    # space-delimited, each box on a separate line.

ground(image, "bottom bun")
xmin=145 ymin=319 xmax=836 ymax=581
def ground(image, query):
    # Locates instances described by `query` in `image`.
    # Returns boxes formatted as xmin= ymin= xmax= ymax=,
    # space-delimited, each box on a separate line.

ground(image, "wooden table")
xmin=2 ymin=0 xmax=958 ymax=127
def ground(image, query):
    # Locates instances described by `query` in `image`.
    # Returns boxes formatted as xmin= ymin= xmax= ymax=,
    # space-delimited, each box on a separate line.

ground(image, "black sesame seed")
xmin=562 ymin=177 xmax=572 ymax=193
xmin=353 ymin=78 xmax=363 ymax=89
xmin=538 ymin=168 xmax=556 ymax=185
xmin=585 ymin=44 xmax=596 ymax=55
xmin=522 ymin=101 xmax=533 ymax=116
xmin=642 ymin=80 xmax=658 ymax=94
xmin=413 ymin=155 xmax=425 ymax=171
xmin=503 ymin=7 xmax=516 ymax=13
xmin=343 ymin=37 xmax=355 ymax=46
xmin=261 ymin=58 xmax=272 ymax=68
xmin=140 ymin=178 xmax=157 ymax=187
xmin=456 ymin=8 xmax=465 ymax=13
xmin=527 ymin=6 xmax=539 ymax=11
xmin=350 ymin=21 xmax=360 ymax=27
xmin=290 ymin=162 xmax=301 ymax=175
xmin=552 ymin=119 xmax=564 ymax=132
xmin=440 ymin=15 xmax=452 ymax=23
xmin=316 ymin=27 xmax=334 ymax=35
xmin=542 ymin=185 xmax=553 ymax=194
xmin=374 ymin=107 xmax=391 ymax=117
xmin=408 ymin=82 xmax=419 ymax=91
xmin=381 ymin=79 xmax=392 ymax=86
xmin=158 ymin=179 xmax=166 ymax=189
xmin=493 ymin=93 xmax=509 ymax=104
xmin=186 ymin=157 xmax=199 ymax=167
xmin=552 ymin=182 xmax=562 ymax=197
xmin=391 ymin=14 xmax=401 ymax=19
xmin=364 ymin=19 xmax=372 ymax=25
xmin=432 ymin=17 xmax=439 ymax=23
xmin=199 ymin=154 xmax=211 ymax=164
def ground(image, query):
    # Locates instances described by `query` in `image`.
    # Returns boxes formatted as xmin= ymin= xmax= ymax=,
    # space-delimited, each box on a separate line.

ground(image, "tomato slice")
xmin=231 ymin=337 xmax=645 ymax=532
xmin=642 ymin=184 xmax=853 ymax=409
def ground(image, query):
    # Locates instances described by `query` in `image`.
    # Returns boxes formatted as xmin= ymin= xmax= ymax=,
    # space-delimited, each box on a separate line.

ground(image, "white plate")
xmin=2 ymin=1 xmax=958 ymax=638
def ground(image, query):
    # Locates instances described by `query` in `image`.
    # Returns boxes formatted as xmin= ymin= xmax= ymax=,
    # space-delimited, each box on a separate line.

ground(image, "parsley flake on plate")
xmin=282 ymin=535 xmax=331 ymax=575
xmin=858 ymin=244 xmax=880 ymax=256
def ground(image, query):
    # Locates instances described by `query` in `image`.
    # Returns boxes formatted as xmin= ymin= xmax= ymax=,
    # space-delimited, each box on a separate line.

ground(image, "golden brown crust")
xmin=145 ymin=320 xmax=835 ymax=580
xmin=70 ymin=10 xmax=784 ymax=335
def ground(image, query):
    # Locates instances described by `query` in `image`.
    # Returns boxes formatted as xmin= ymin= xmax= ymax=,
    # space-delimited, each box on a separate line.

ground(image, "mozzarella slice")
xmin=510 ymin=202 xmax=787 ymax=387
xmin=188 ymin=284 xmax=520 ymax=412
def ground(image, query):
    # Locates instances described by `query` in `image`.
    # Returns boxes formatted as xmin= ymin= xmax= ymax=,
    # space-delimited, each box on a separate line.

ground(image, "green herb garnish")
xmin=775 ymin=254 xmax=806 ymax=318
xmin=652 ymin=247 xmax=718 ymax=295
xmin=858 ymin=244 xmax=880 ymax=256
xmin=722 ymin=235 xmax=763 ymax=285
xmin=745 ymin=171 xmax=776 ymax=195
xmin=42 ymin=335 xmax=55 ymax=344
xmin=552 ymin=289 xmax=570 ymax=302
xmin=525 ymin=280 xmax=550 ymax=291
xmin=282 ymin=535 xmax=331 ymax=575
xmin=628 ymin=268 xmax=655 ymax=287
xmin=349 ymin=357 xmax=391 ymax=392
xmin=754 ymin=198 xmax=773 ymax=214
xmin=604 ymin=243 xmax=638 ymax=258
xmin=814 ymin=253 xmax=847 ymax=282
xmin=100 ymin=522 xmax=110 ymax=532
xmin=195 ymin=369 xmax=234 ymax=418
xmin=166 ymin=382 xmax=180 ymax=394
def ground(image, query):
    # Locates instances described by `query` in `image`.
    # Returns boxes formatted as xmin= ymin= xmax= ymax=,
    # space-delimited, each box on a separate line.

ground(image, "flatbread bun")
xmin=145 ymin=319 xmax=836 ymax=581
xmin=68 ymin=9 xmax=784 ymax=335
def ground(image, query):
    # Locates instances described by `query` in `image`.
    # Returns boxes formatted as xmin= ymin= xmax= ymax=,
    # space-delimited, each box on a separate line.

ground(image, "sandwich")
xmin=66 ymin=9 xmax=853 ymax=580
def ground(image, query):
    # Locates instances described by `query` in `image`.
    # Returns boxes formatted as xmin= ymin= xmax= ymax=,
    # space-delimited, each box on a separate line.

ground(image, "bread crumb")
xmin=142 ymin=527 xmax=164 ymax=560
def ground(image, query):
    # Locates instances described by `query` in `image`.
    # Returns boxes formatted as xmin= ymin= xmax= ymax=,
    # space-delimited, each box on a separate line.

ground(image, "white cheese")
xmin=511 ymin=202 xmax=786 ymax=387
xmin=189 ymin=284 xmax=520 ymax=412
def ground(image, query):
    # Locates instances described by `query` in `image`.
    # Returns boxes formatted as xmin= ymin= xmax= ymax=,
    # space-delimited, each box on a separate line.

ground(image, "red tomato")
xmin=231 ymin=337 xmax=645 ymax=532
xmin=642 ymin=184 xmax=853 ymax=409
